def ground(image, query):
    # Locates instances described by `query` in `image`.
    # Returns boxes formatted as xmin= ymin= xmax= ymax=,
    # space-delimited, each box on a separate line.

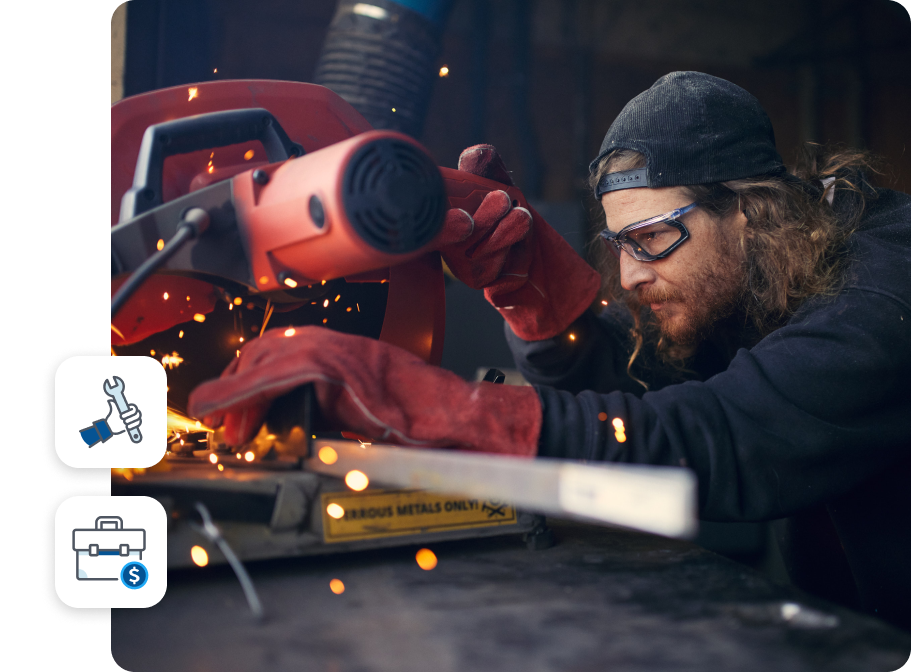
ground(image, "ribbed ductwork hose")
xmin=314 ymin=0 xmax=454 ymax=138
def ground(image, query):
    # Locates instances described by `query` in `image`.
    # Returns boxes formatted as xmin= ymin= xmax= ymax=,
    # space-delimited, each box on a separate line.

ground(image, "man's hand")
xmin=188 ymin=326 xmax=542 ymax=455
xmin=437 ymin=145 xmax=601 ymax=341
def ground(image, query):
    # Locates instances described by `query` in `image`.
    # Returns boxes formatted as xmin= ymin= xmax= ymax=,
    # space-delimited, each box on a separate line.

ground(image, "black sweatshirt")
xmin=506 ymin=187 xmax=911 ymax=629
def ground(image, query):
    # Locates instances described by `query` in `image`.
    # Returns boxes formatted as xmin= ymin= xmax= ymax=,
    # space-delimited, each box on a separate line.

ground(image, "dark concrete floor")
xmin=113 ymin=520 xmax=911 ymax=672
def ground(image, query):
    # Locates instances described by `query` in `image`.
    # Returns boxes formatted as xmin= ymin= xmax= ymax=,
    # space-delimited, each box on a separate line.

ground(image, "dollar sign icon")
xmin=120 ymin=561 xmax=149 ymax=589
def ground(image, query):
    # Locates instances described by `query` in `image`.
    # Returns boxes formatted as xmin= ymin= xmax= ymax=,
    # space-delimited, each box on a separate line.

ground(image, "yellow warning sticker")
xmin=321 ymin=489 xmax=517 ymax=543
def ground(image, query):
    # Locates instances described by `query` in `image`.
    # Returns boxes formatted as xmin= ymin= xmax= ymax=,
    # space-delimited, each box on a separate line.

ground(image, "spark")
xmin=234 ymin=297 xmax=243 ymax=305
xmin=326 ymin=503 xmax=345 ymax=519
xmin=259 ymin=300 xmax=275 ymax=337
xmin=416 ymin=548 xmax=438 ymax=570
xmin=347 ymin=307 xmax=352 ymax=312
xmin=322 ymin=318 xmax=328 ymax=324
xmin=612 ymin=418 xmax=627 ymax=443
xmin=601 ymin=300 xmax=609 ymax=306
xmin=259 ymin=275 xmax=269 ymax=285
xmin=156 ymin=238 xmax=164 ymax=251
xmin=187 ymin=296 xmax=191 ymax=301
xmin=439 ymin=66 xmax=449 ymax=77
xmin=236 ymin=350 xmax=240 ymax=357
xmin=213 ymin=68 xmax=218 ymax=73
xmin=569 ymin=333 xmax=576 ymax=341
xmin=236 ymin=453 xmax=242 ymax=459
xmin=207 ymin=165 xmax=215 ymax=174
xmin=193 ymin=313 xmax=206 ymax=323
xmin=188 ymin=87 xmax=198 ymax=102
xmin=239 ymin=337 xmax=244 ymax=342
xmin=321 ymin=280 xmax=327 ymax=285
xmin=318 ymin=446 xmax=338 ymax=464
xmin=161 ymin=352 xmax=184 ymax=369
xmin=391 ymin=108 xmax=396 ymax=112
xmin=598 ymin=412 xmax=608 ymax=422
xmin=178 ymin=330 xmax=184 ymax=338
xmin=329 ymin=579 xmax=345 ymax=594
xmin=244 ymin=149 xmax=254 ymax=160
xmin=110 ymin=323 xmax=125 ymax=340
xmin=284 ymin=277 xmax=298 ymax=288
xmin=228 ymin=304 xmax=233 ymax=310
xmin=163 ymin=292 xmax=169 ymax=300
xmin=190 ymin=545 xmax=208 ymax=566
xmin=208 ymin=453 xmax=218 ymax=464
xmin=357 ymin=303 xmax=360 ymax=312
xmin=323 ymin=299 xmax=329 ymax=308
xmin=244 ymin=451 xmax=255 ymax=462
xmin=217 ymin=464 xmax=224 ymax=471
xmin=345 ymin=470 xmax=369 ymax=491
xmin=335 ymin=295 xmax=341 ymax=302
xmin=284 ymin=328 xmax=296 ymax=337
xmin=150 ymin=349 xmax=156 ymax=356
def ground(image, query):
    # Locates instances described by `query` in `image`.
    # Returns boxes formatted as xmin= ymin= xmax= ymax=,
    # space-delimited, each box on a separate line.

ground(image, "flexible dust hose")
xmin=313 ymin=0 xmax=454 ymax=138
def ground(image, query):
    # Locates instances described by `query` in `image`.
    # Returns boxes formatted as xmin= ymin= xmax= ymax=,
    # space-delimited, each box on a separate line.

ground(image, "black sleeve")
xmin=504 ymin=306 xmax=649 ymax=396
xmin=534 ymin=289 xmax=911 ymax=522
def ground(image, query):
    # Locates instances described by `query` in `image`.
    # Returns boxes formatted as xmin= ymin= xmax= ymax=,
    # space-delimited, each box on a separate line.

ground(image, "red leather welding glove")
xmin=437 ymin=145 xmax=602 ymax=341
xmin=187 ymin=326 xmax=541 ymax=455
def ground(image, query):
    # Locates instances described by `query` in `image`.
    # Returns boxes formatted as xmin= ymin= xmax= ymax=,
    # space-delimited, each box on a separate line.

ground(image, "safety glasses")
xmin=599 ymin=202 xmax=696 ymax=262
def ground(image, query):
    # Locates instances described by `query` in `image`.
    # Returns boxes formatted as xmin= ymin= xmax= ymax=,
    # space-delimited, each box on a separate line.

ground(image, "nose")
xmin=619 ymin=251 xmax=656 ymax=292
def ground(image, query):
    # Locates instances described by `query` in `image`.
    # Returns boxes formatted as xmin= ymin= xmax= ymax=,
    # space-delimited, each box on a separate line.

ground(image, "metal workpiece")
xmin=112 ymin=520 xmax=911 ymax=672
xmin=307 ymin=439 xmax=698 ymax=539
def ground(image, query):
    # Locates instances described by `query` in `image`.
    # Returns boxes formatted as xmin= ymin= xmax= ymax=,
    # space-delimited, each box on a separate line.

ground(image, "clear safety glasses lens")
xmin=600 ymin=203 xmax=695 ymax=262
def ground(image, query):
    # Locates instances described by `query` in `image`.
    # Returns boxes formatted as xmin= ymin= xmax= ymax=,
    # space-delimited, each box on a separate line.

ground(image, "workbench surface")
xmin=112 ymin=520 xmax=911 ymax=671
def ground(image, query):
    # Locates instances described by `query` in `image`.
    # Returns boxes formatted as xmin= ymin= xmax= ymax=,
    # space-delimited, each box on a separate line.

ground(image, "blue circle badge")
xmin=120 ymin=561 xmax=149 ymax=589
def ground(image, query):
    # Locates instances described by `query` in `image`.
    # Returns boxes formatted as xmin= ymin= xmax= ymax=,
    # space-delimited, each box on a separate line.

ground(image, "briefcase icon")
xmin=72 ymin=516 xmax=146 ymax=581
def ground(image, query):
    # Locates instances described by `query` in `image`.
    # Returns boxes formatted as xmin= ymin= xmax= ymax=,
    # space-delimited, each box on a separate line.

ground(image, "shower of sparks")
xmin=161 ymin=352 xmax=184 ymax=369
xmin=166 ymin=407 xmax=213 ymax=436
xmin=326 ymin=503 xmax=345 ymax=519
xmin=187 ymin=87 xmax=198 ymax=102
xmin=244 ymin=149 xmax=254 ymax=160
xmin=156 ymin=239 xmax=164 ymax=251
xmin=329 ymin=579 xmax=345 ymax=594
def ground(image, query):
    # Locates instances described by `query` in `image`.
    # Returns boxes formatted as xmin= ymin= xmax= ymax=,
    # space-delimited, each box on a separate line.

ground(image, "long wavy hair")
xmin=588 ymin=143 xmax=879 ymax=387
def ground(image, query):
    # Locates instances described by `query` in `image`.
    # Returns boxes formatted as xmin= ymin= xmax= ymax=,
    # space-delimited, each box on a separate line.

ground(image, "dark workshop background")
xmin=111 ymin=0 xmax=911 ymax=572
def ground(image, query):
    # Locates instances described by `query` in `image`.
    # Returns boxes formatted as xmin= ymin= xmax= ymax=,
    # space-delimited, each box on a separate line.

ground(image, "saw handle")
xmin=120 ymin=108 xmax=305 ymax=221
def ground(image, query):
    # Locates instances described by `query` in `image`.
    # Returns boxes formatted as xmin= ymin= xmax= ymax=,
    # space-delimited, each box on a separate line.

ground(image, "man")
xmin=189 ymin=72 xmax=911 ymax=630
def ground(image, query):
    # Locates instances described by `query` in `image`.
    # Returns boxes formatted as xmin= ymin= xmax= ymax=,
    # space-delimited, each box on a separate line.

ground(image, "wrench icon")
xmin=103 ymin=376 xmax=143 ymax=443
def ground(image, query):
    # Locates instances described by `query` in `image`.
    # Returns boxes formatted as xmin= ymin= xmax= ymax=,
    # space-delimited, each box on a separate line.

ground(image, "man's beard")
xmin=634 ymin=242 xmax=745 ymax=348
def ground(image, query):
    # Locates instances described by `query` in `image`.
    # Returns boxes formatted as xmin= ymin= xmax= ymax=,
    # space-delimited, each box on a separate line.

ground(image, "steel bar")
xmin=306 ymin=440 xmax=698 ymax=539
